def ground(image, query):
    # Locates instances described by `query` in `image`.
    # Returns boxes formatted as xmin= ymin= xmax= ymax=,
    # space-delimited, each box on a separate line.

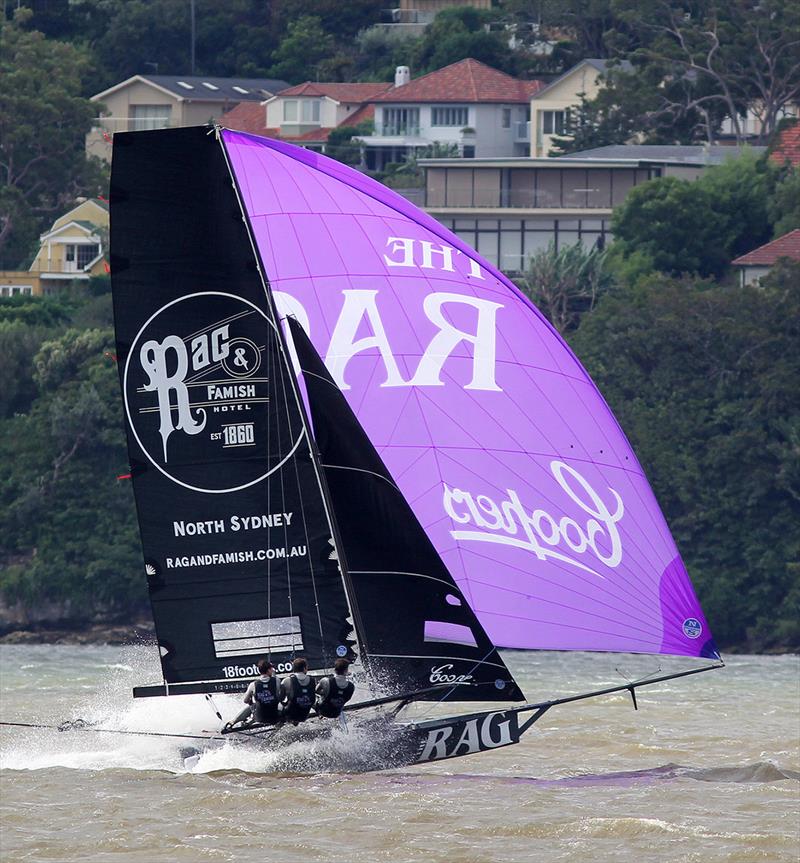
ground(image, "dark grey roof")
xmin=558 ymin=144 xmax=767 ymax=165
xmin=145 ymin=75 xmax=290 ymax=101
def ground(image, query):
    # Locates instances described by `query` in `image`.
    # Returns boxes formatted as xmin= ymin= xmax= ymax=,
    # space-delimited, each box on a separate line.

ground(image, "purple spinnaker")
xmin=222 ymin=129 xmax=718 ymax=660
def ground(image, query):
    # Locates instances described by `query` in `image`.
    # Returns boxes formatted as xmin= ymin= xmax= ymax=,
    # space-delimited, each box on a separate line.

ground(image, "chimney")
xmin=395 ymin=66 xmax=410 ymax=88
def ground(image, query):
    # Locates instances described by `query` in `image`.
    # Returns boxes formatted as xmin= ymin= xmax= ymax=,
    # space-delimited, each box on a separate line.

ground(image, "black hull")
xmin=188 ymin=707 xmax=522 ymax=773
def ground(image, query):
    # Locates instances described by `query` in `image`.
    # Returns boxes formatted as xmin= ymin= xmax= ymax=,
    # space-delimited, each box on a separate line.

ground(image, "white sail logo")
xmin=123 ymin=292 xmax=294 ymax=495
xmin=443 ymin=461 xmax=624 ymax=578
xmin=140 ymin=334 xmax=216 ymax=461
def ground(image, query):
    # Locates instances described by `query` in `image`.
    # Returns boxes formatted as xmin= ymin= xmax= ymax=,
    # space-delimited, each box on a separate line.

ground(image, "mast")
xmin=215 ymin=127 xmax=370 ymax=675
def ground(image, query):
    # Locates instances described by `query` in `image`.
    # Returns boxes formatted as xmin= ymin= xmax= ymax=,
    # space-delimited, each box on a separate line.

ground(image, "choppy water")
xmin=1 ymin=645 xmax=797 ymax=862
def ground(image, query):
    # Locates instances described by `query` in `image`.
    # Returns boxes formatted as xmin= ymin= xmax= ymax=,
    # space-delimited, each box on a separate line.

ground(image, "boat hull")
xmin=184 ymin=708 xmax=522 ymax=772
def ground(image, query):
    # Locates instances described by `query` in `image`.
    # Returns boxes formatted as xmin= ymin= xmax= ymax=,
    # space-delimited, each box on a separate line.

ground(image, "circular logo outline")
xmin=123 ymin=291 xmax=303 ymax=495
xmin=682 ymin=617 xmax=703 ymax=639
xmin=221 ymin=336 xmax=261 ymax=378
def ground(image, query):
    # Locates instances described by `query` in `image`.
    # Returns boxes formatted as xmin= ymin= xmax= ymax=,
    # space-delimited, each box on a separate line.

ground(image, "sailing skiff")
xmin=94 ymin=125 xmax=721 ymax=768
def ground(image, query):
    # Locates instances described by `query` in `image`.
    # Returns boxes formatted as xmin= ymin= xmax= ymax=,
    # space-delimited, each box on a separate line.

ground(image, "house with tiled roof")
xmin=221 ymin=81 xmax=392 ymax=151
xmin=356 ymin=60 xmax=544 ymax=170
xmin=87 ymin=74 xmax=290 ymax=162
xmin=731 ymin=230 xmax=800 ymax=286
xmin=1 ymin=199 xmax=109 ymax=297
xmin=769 ymin=121 xmax=800 ymax=168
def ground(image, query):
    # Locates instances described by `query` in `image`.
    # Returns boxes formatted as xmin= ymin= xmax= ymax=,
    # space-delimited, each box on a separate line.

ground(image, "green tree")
xmin=611 ymin=0 xmax=800 ymax=145
xmin=412 ymin=7 xmax=514 ymax=75
xmin=550 ymin=63 xmax=731 ymax=153
xmin=0 ymin=11 xmax=104 ymax=266
xmin=517 ymin=241 xmax=611 ymax=333
xmin=352 ymin=27 xmax=422 ymax=82
xmin=325 ymin=120 xmax=373 ymax=167
xmin=768 ymin=168 xmax=800 ymax=238
xmin=268 ymin=15 xmax=335 ymax=84
xmin=570 ymin=262 xmax=800 ymax=650
xmin=0 ymin=316 xmax=144 ymax=616
xmin=610 ymin=152 xmax=775 ymax=278
xmin=611 ymin=176 xmax=726 ymax=277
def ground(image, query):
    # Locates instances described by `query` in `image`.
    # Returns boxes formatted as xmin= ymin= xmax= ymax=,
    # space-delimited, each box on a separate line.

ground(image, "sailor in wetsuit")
xmin=280 ymin=657 xmax=316 ymax=725
xmin=225 ymin=659 xmax=279 ymax=729
xmin=315 ymin=658 xmax=355 ymax=719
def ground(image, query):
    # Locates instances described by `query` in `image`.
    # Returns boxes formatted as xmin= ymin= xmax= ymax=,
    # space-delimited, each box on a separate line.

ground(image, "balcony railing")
xmin=89 ymin=116 xmax=178 ymax=135
xmin=380 ymin=124 xmax=422 ymax=137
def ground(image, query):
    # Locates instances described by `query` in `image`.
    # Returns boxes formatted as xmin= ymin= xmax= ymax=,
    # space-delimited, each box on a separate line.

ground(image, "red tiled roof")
xmin=769 ymin=121 xmax=800 ymax=168
xmin=731 ymin=229 xmax=800 ymax=266
xmin=220 ymin=101 xmax=374 ymax=145
xmin=338 ymin=103 xmax=375 ymax=128
xmin=372 ymin=58 xmax=544 ymax=104
xmin=220 ymin=101 xmax=267 ymax=135
xmin=275 ymin=82 xmax=392 ymax=102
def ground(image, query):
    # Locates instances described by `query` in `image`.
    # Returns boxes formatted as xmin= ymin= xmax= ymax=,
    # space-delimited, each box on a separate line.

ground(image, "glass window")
xmin=509 ymin=169 xmax=534 ymax=208
xmin=131 ymin=104 xmax=172 ymax=131
xmin=535 ymin=170 xmax=561 ymax=207
xmin=77 ymin=244 xmax=100 ymax=269
xmin=541 ymin=110 xmax=566 ymax=135
xmin=65 ymin=245 xmax=75 ymax=262
xmin=427 ymin=168 xmax=447 ymax=207
xmin=462 ymin=145 xmax=475 ymax=158
xmin=446 ymin=171 xmax=473 ymax=207
xmin=283 ymin=100 xmax=298 ymax=122
xmin=431 ymin=106 xmax=469 ymax=127
xmin=611 ymin=169 xmax=636 ymax=206
xmin=585 ymin=171 xmax=612 ymax=208
xmin=382 ymin=107 xmax=420 ymax=136
xmin=501 ymin=108 xmax=511 ymax=129
xmin=500 ymin=230 xmax=523 ymax=272
xmin=477 ymin=231 xmax=499 ymax=267
xmin=454 ymin=219 xmax=477 ymax=230
xmin=301 ymin=100 xmax=320 ymax=123
xmin=454 ymin=228 xmax=476 ymax=249
xmin=557 ymin=231 xmax=580 ymax=249
xmin=523 ymin=230 xmax=553 ymax=260
xmin=563 ymin=170 xmax=588 ymax=208
xmin=473 ymin=170 xmax=500 ymax=207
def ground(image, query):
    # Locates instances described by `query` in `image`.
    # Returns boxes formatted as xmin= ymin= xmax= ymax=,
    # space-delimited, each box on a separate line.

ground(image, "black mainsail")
xmin=111 ymin=128 xmax=357 ymax=694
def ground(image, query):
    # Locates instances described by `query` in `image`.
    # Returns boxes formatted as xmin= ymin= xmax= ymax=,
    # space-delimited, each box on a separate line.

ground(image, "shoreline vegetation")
xmin=1 ymin=263 xmax=798 ymax=656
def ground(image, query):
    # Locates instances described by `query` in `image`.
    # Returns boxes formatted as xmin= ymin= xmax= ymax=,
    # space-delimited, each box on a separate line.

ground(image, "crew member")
xmin=280 ymin=657 xmax=316 ymax=724
xmin=315 ymin=658 xmax=355 ymax=719
xmin=225 ymin=659 xmax=278 ymax=729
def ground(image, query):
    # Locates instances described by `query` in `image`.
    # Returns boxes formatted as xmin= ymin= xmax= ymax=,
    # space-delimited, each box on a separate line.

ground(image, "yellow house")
xmin=26 ymin=199 xmax=108 ymax=295
xmin=530 ymin=59 xmax=632 ymax=157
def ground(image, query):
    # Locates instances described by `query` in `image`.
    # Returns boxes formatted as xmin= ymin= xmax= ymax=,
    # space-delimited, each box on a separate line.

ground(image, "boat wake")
xmin=411 ymin=762 xmax=800 ymax=788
